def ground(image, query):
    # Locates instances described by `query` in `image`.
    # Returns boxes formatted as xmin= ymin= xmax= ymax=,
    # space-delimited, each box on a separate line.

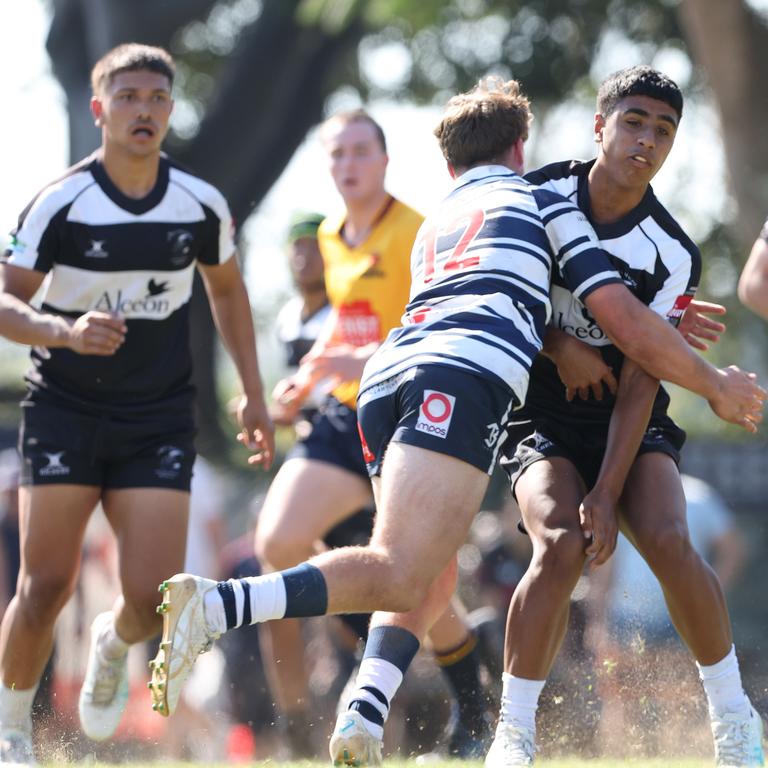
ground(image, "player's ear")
xmin=594 ymin=113 xmax=606 ymax=143
xmin=91 ymin=97 xmax=104 ymax=127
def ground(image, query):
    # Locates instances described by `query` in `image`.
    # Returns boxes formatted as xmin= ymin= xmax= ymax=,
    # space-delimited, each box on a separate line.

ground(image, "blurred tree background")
xmin=3 ymin=0 xmax=768 ymax=455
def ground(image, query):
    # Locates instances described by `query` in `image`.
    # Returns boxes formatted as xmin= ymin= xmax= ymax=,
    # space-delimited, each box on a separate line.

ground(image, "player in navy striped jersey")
xmin=491 ymin=67 xmax=765 ymax=767
xmin=0 ymin=44 xmax=273 ymax=762
xmin=146 ymin=77 xmax=764 ymax=766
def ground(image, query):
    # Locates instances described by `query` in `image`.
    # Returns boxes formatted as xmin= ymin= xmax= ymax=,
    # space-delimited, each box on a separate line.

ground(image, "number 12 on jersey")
xmin=420 ymin=208 xmax=486 ymax=283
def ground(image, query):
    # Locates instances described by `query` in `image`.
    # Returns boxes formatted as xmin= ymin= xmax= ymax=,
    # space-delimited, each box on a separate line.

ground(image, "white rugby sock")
xmin=500 ymin=672 xmax=545 ymax=732
xmin=0 ymin=682 xmax=36 ymax=732
xmin=347 ymin=657 xmax=404 ymax=740
xmin=697 ymin=645 xmax=750 ymax=717
xmin=203 ymin=573 xmax=287 ymax=636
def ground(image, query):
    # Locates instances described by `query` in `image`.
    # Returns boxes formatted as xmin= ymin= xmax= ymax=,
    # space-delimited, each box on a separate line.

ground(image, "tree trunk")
xmin=679 ymin=0 xmax=768 ymax=251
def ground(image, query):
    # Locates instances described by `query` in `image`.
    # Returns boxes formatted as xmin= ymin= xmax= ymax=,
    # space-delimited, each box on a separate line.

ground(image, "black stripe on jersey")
xmin=556 ymin=235 xmax=592 ymax=262
xmin=90 ymin=157 xmax=169 ymax=215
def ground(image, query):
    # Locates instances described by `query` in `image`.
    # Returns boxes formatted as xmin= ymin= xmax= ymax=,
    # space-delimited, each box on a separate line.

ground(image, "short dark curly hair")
xmin=597 ymin=65 xmax=683 ymax=122
xmin=91 ymin=43 xmax=175 ymax=96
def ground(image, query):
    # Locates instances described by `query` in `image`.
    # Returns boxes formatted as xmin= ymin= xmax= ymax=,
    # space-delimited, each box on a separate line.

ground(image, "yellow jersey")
xmin=318 ymin=196 xmax=423 ymax=409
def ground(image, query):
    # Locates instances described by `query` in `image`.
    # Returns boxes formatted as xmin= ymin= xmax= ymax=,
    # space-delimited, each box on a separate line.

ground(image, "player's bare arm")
xmin=542 ymin=326 xmax=617 ymax=401
xmin=580 ymin=359 xmax=658 ymax=568
xmin=0 ymin=263 xmax=126 ymax=354
xmin=198 ymin=255 xmax=275 ymax=469
xmin=738 ymin=231 xmax=768 ymax=319
xmin=585 ymin=282 xmax=766 ymax=430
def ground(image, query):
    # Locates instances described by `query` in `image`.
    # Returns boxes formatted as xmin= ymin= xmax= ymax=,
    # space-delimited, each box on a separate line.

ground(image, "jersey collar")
xmin=90 ymin=153 xmax=170 ymax=215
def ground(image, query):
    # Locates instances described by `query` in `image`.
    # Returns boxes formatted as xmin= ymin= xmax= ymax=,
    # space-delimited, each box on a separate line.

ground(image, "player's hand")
xmin=549 ymin=334 xmax=617 ymax=402
xmin=65 ymin=312 xmax=126 ymax=355
xmin=269 ymin=395 xmax=302 ymax=426
xmin=709 ymin=366 xmax=767 ymax=433
xmin=299 ymin=343 xmax=375 ymax=388
xmin=678 ymin=300 xmax=726 ymax=351
xmin=236 ymin=394 xmax=275 ymax=470
xmin=579 ymin=486 xmax=619 ymax=568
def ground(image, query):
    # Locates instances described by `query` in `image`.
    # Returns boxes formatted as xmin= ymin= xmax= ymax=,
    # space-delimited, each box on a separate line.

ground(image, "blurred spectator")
xmin=589 ymin=475 xmax=747 ymax=758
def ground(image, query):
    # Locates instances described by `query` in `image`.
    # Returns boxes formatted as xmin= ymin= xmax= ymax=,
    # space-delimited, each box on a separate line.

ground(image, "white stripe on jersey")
xmin=170 ymin=168 xmax=236 ymax=264
xmin=67 ymin=184 xmax=207 ymax=225
xmin=6 ymin=174 xmax=94 ymax=269
xmin=43 ymin=263 xmax=195 ymax=319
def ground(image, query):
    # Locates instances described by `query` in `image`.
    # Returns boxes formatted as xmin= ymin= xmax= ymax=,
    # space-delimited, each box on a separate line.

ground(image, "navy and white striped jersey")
xmin=2 ymin=153 xmax=235 ymax=411
xmin=358 ymin=164 xmax=622 ymax=406
xmin=519 ymin=159 xmax=701 ymax=427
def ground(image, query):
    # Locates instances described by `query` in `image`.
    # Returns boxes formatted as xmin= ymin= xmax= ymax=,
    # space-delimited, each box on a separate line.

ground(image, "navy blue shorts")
xmin=19 ymin=397 xmax=196 ymax=491
xmin=286 ymin=396 xmax=368 ymax=478
xmin=500 ymin=415 xmax=685 ymax=497
xmin=357 ymin=366 xmax=518 ymax=478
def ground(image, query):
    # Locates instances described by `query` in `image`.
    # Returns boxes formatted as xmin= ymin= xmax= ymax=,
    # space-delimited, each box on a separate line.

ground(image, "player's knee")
xmin=536 ymin=526 xmax=586 ymax=578
xmin=641 ymin=521 xmax=692 ymax=568
xmin=255 ymin=520 xmax=316 ymax=570
xmin=19 ymin=570 xmax=76 ymax=624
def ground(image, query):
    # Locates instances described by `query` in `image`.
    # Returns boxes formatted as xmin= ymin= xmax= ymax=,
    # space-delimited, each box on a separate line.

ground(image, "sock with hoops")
xmin=0 ymin=682 xmax=37 ymax=733
xmin=203 ymin=563 xmax=328 ymax=635
xmin=346 ymin=625 xmax=421 ymax=740
xmin=500 ymin=672 xmax=546 ymax=732
xmin=436 ymin=632 xmax=490 ymax=738
xmin=697 ymin=645 xmax=751 ymax=717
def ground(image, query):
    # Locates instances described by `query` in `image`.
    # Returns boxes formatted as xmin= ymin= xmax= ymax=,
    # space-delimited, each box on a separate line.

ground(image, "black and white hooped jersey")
xmin=2 ymin=153 xmax=235 ymax=411
xmin=358 ymin=164 xmax=623 ymax=407
xmin=519 ymin=159 xmax=701 ymax=428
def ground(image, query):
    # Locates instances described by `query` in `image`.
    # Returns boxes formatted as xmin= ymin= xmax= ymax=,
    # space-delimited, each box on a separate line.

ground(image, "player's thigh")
xmin=515 ymin=457 xmax=586 ymax=544
xmin=256 ymin=458 xmax=372 ymax=548
xmin=17 ymin=484 xmax=99 ymax=587
xmin=620 ymin=452 xmax=687 ymax=547
xmin=102 ymin=487 xmax=189 ymax=599
xmin=371 ymin=443 xmax=488 ymax=586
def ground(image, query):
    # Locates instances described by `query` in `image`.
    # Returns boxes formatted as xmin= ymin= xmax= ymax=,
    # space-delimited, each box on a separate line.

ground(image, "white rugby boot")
xmin=712 ymin=704 xmax=765 ymax=766
xmin=78 ymin=611 xmax=130 ymax=741
xmin=148 ymin=573 xmax=219 ymax=717
xmin=0 ymin=727 xmax=36 ymax=765
xmin=484 ymin=720 xmax=535 ymax=767
xmin=329 ymin=710 xmax=383 ymax=766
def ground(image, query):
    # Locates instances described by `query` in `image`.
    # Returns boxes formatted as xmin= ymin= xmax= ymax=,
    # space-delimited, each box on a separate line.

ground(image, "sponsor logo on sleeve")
xmin=357 ymin=423 xmax=375 ymax=463
xmin=415 ymin=390 xmax=456 ymax=439
xmin=666 ymin=294 xmax=693 ymax=327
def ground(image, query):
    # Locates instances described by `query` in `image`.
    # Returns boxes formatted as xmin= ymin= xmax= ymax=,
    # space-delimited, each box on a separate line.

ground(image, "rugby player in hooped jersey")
xmin=147 ymin=77 xmax=764 ymax=767
xmin=0 ymin=43 xmax=273 ymax=762
xmin=491 ymin=67 xmax=766 ymax=767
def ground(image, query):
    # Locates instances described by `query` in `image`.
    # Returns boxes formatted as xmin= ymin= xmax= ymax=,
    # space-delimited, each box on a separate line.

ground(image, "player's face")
xmin=289 ymin=237 xmax=325 ymax=291
xmin=323 ymin=120 xmax=388 ymax=205
xmin=92 ymin=70 xmax=173 ymax=157
xmin=595 ymin=95 xmax=678 ymax=188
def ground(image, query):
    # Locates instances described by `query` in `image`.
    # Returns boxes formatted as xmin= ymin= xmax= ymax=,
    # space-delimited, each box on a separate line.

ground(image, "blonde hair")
xmin=434 ymin=76 xmax=532 ymax=169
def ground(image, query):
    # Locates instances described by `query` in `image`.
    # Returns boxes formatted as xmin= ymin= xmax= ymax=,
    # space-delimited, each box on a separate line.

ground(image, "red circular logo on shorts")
xmin=421 ymin=392 xmax=452 ymax=423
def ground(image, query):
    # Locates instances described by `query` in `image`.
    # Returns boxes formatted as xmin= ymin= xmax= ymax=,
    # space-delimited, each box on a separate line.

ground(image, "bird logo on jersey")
xmin=147 ymin=279 xmax=170 ymax=297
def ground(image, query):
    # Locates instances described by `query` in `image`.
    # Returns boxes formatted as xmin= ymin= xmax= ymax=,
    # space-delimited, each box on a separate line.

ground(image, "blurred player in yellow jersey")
xmin=253 ymin=110 xmax=491 ymax=758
